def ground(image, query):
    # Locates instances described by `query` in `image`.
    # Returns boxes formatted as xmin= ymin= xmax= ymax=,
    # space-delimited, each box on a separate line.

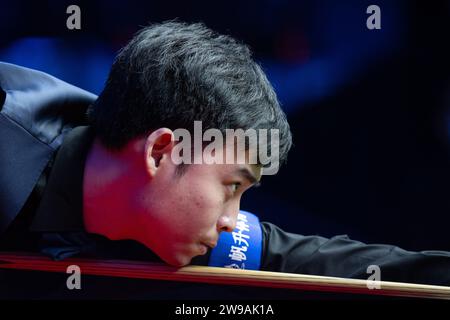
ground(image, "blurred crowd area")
xmin=1 ymin=0 xmax=449 ymax=251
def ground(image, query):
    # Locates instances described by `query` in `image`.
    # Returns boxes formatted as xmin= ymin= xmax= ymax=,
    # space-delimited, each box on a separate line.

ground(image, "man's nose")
xmin=217 ymin=212 xmax=238 ymax=233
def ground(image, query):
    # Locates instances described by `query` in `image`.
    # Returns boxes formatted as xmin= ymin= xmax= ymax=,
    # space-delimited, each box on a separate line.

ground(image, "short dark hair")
xmin=88 ymin=21 xmax=292 ymax=166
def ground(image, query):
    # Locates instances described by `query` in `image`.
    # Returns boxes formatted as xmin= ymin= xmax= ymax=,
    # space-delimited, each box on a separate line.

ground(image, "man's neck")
xmin=82 ymin=139 xmax=135 ymax=240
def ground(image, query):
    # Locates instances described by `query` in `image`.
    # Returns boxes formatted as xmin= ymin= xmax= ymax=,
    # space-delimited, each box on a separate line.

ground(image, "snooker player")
xmin=0 ymin=21 xmax=449 ymax=287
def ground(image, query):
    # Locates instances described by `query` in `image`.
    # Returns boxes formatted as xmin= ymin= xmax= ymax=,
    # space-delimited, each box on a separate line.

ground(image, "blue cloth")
xmin=209 ymin=210 xmax=262 ymax=270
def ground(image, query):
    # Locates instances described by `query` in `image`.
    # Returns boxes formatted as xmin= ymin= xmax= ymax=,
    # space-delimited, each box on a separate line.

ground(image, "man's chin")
xmin=138 ymin=240 xmax=193 ymax=267
xmin=162 ymin=253 xmax=193 ymax=267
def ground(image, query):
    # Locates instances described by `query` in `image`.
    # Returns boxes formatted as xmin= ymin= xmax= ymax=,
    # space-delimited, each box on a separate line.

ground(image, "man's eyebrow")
xmin=236 ymin=167 xmax=261 ymax=187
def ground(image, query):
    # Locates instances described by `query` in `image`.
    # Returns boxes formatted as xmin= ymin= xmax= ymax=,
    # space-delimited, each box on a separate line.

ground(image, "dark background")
xmin=1 ymin=0 xmax=449 ymax=252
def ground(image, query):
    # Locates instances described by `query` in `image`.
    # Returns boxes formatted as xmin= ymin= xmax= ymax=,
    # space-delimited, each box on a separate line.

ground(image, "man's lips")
xmin=200 ymin=241 xmax=217 ymax=252
xmin=203 ymin=241 xmax=217 ymax=249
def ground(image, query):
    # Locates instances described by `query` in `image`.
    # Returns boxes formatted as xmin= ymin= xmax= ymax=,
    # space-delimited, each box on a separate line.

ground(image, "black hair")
xmin=88 ymin=20 xmax=292 ymax=167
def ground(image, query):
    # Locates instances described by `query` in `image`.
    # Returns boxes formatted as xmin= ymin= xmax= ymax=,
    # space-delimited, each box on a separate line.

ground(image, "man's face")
xmin=134 ymin=136 xmax=262 ymax=267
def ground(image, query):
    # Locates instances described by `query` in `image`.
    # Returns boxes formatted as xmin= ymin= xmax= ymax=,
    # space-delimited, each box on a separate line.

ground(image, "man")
xmin=0 ymin=21 xmax=449 ymax=288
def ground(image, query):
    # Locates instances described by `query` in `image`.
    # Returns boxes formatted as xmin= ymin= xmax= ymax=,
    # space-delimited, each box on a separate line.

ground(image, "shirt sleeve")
xmin=260 ymin=222 xmax=450 ymax=286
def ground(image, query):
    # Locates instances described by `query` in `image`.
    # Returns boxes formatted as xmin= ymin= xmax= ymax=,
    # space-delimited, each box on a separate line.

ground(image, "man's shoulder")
xmin=0 ymin=62 xmax=97 ymax=147
xmin=0 ymin=62 xmax=97 ymax=235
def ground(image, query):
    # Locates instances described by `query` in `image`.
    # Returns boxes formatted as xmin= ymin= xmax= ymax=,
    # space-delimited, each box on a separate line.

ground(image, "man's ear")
xmin=144 ymin=128 xmax=175 ymax=176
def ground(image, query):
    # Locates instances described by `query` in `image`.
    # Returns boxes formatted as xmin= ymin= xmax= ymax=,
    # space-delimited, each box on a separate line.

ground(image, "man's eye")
xmin=230 ymin=183 xmax=241 ymax=193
